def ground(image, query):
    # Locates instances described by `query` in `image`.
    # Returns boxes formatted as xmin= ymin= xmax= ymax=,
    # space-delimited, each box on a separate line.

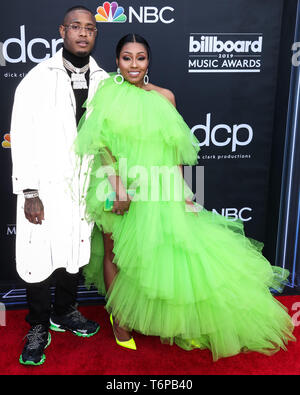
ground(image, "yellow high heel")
xmin=190 ymin=340 xmax=201 ymax=348
xmin=110 ymin=314 xmax=137 ymax=350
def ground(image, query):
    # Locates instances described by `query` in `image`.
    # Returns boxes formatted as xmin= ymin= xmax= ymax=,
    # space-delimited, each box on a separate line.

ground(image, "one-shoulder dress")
xmin=74 ymin=76 xmax=295 ymax=361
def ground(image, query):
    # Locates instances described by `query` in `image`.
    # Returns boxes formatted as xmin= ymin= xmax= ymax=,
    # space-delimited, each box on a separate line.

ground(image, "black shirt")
xmin=62 ymin=46 xmax=90 ymax=126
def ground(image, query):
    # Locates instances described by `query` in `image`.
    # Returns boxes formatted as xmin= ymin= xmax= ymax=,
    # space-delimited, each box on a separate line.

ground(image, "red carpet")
xmin=0 ymin=295 xmax=299 ymax=375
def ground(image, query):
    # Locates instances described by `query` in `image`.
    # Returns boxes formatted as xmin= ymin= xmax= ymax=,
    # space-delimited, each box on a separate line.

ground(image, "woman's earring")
xmin=114 ymin=67 xmax=124 ymax=85
xmin=144 ymin=69 xmax=149 ymax=85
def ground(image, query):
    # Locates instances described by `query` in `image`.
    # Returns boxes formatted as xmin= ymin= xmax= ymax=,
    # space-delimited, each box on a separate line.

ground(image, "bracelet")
xmin=24 ymin=191 xmax=39 ymax=199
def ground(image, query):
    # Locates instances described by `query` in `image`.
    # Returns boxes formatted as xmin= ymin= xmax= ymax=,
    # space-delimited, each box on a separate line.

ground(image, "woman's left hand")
xmin=112 ymin=192 xmax=132 ymax=215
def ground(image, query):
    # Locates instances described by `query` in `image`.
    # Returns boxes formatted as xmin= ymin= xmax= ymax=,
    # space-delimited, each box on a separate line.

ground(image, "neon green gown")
xmin=74 ymin=76 xmax=295 ymax=361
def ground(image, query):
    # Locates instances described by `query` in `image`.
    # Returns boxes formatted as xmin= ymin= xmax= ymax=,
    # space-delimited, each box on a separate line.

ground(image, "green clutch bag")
xmin=104 ymin=189 xmax=135 ymax=211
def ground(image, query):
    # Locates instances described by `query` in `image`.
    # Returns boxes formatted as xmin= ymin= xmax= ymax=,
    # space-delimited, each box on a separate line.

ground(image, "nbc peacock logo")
xmin=95 ymin=2 xmax=127 ymax=23
xmin=2 ymin=133 xmax=10 ymax=149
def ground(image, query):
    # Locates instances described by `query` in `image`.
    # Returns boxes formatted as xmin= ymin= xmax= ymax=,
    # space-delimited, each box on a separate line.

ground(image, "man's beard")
xmin=76 ymin=50 xmax=90 ymax=58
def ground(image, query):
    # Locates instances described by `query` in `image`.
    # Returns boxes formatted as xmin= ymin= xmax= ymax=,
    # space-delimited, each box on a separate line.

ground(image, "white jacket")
xmin=10 ymin=48 xmax=108 ymax=283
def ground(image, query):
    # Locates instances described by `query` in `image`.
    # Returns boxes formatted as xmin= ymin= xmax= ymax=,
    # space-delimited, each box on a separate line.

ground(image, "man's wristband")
xmin=24 ymin=191 xmax=39 ymax=199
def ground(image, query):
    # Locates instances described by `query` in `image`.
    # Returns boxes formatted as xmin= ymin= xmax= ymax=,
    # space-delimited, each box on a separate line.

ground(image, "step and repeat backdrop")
xmin=0 ymin=0 xmax=296 ymax=302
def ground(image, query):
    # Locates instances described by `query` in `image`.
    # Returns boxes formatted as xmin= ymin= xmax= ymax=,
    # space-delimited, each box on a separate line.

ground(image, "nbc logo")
xmin=95 ymin=2 xmax=175 ymax=24
xmin=2 ymin=133 xmax=10 ymax=149
xmin=96 ymin=2 xmax=127 ymax=23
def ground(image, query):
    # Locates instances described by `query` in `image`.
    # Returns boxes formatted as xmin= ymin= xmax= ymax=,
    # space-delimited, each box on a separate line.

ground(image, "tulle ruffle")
xmin=75 ymin=76 xmax=295 ymax=361
xmin=75 ymin=75 xmax=200 ymax=168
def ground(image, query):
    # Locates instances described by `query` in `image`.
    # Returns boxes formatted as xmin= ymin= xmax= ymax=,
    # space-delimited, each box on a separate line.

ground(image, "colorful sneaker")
xmin=49 ymin=305 xmax=100 ymax=338
xmin=19 ymin=324 xmax=51 ymax=366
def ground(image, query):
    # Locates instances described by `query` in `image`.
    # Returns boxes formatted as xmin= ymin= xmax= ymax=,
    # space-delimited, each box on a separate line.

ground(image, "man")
xmin=10 ymin=5 xmax=108 ymax=366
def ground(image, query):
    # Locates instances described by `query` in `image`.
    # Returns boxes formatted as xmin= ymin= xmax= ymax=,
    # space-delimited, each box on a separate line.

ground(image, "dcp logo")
xmin=1 ymin=25 xmax=63 ymax=65
xmin=191 ymin=113 xmax=253 ymax=152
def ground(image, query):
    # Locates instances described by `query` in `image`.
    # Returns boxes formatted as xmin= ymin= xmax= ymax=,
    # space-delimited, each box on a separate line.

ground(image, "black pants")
xmin=25 ymin=268 xmax=79 ymax=328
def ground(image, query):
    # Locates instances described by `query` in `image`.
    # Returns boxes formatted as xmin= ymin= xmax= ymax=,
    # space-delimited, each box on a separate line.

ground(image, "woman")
xmin=75 ymin=34 xmax=295 ymax=360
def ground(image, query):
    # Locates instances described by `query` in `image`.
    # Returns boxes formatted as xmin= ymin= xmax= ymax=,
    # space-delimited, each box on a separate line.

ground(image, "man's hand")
xmin=24 ymin=197 xmax=44 ymax=224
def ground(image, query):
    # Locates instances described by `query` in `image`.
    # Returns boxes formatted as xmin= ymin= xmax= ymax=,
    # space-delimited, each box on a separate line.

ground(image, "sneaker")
xmin=19 ymin=324 xmax=51 ymax=366
xmin=49 ymin=305 xmax=100 ymax=337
